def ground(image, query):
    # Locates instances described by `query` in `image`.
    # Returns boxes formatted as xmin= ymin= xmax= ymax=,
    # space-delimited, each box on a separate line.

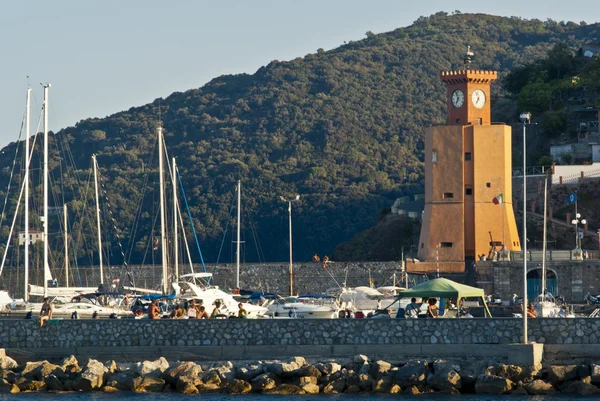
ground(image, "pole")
xmin=43 ymin=83 xmax=50 ymax=297
xmin=93 ymin=155 xmax=104 ymax=284
xmin=236 ymin=180 xmax=241 ymax=289
xmin=64 ymin=204 xmax=69 ymax=287
xmin=173 ymin=158 xmax=178 ymax=283
xmin=541 ymin=176 xmax=547 ymax=298
xmin=24 ymin=87 xmax=31 ymax=301
xmin=158 ymin=127 xmax=168 ymax=294
xmin=288 ymin=200 xmax=293 ymax=296
xmin=575 ymin=192 xmax=579 ymax=250
xmin=522 ymin=119 xmax=528 ymax=344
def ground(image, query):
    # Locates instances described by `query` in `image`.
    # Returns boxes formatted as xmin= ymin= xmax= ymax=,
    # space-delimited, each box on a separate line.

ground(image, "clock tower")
xmin=416 ymin=47 xmax=521 ymax=269
xmin=443 ymin=69 xmax=497 ymax=126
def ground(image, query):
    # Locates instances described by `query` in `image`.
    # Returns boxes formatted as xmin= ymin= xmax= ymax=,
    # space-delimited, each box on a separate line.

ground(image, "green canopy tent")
xmin=398 ymin=278 xmax=492 ymax=318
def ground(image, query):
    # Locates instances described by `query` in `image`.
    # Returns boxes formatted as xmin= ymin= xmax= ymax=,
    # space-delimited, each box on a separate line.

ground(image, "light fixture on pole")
xmin=280 ymin=194 xmax=300 ymax=296
xmin=520 ymin=111 xmax=531 ymax=345
xmin=571 ymin=213 xmax=586 ymax=257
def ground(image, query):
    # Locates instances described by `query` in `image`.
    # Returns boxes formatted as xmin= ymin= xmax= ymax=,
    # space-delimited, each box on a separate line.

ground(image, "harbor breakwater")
xmin=3 ymin=319 xmax=600 ymax=395
xmin=3 ymin=318 xmax=600 ymax=363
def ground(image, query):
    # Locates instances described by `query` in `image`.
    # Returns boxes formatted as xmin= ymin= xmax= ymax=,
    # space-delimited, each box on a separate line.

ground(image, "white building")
xmin=18 ymin=230 xmax=43 ymax=246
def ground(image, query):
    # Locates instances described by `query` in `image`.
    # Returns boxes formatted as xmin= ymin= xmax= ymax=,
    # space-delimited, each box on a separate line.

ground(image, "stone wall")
xmin=1 ymin=261 xmax=408 ymax=298
xmin=476 ymin=260 xmax=600 ymax=302
xmin=2 ymin=318 xmax=600 ymax=352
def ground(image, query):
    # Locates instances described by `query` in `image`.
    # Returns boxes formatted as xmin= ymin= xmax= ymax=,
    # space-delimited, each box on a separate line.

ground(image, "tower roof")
xmin=440 ymin=70 xmax=497 ymax=85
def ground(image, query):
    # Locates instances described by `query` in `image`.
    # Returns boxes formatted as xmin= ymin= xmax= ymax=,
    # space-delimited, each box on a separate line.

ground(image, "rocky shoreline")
xmin=1 ymin=353 xmax=600 ymax=395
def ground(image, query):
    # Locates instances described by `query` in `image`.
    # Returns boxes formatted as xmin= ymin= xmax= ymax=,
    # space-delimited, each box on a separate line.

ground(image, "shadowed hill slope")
xmin=1 ymin=13 xmax=598 ymax=268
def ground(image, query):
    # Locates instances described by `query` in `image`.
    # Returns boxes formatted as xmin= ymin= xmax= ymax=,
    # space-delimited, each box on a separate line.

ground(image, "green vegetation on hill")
xmin=1 ymin=13 xmax=599 ymax=269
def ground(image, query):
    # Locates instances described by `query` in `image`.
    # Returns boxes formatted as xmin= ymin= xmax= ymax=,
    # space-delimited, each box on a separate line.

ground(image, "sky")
xmin=0 ymin=0 xmax=596 ymax=148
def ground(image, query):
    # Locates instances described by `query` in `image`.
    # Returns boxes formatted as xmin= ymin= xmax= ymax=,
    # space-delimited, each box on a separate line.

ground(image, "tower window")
xmin=465 ymin=152 xmax=472 ymax=161
xmin=465 ymin=188 xmax=472 ymax=195
xmin=440 ymin=242 xmax=453 ymax=248
xmin=432 ymin=151 xmax=437 ymax=163
xmin=443 ymin=192 xmax=454 ymax=199
xmin=486 ymin=182 xmax=491 ymax=188
xmin=456 ymin=119 xmax=461 ymax=124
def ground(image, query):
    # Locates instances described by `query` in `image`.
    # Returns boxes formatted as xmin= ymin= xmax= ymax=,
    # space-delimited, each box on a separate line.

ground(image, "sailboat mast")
xmin=173 ymin=157 xmax=178 ymax=282
xmin=43 ymin=83 xmax=51 ymax=297
xmin=24 ymin=87 xmax=31 ymax=301
xmin=93 ymin=155 xmax=104 ymax=284
xmin=159 ymin=127 xmax=168 ymax=294
xmin=236 ymin=180 xmax=241 ymax=289
xmin=64 ymin=204 xmax=69 ymax=287
xmin=542 ymin=175 xmax=548 ymax=297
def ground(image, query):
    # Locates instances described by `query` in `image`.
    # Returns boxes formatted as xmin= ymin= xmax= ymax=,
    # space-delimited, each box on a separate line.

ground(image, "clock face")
xmin=472 ymin=89 xmax=486 ymax=109
xmin=451 ymin=89 xmax=464 ymax=108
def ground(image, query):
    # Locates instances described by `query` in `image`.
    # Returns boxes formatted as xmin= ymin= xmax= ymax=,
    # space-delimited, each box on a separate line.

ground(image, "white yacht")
xmin=263 ymin=295 xmax=340 ymax=319
xmin=173 ymin=273 xmax=268 ymax=318
xmin=338 ymin=286 xmax=406 ymax=315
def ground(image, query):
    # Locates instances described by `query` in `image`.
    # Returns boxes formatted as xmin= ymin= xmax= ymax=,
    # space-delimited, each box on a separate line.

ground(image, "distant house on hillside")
xmin=18 ymin=230 xmax=43 ymax=246
xmin=582 ymin=43 xmax=600 ymax=57
xmin=391 ymin=195 xmax=424 ymax=219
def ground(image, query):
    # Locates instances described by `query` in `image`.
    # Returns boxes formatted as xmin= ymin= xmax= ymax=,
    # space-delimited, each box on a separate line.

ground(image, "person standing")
xmin=405 ymin=298 xmax=421 ymax=318
xmin=427 ymin=298 xmax=439 ymax=318
xmin=39 ymin=297 xmax=53 ymax=327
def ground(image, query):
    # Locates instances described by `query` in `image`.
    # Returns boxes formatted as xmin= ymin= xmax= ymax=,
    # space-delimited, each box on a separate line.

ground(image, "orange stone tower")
xmin=417 ymin=48 xmax=521 ymax=266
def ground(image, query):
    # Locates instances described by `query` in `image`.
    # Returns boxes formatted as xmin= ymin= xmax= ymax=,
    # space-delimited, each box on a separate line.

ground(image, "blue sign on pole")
xmin=567 ymin=192 xmax=577 ymax=205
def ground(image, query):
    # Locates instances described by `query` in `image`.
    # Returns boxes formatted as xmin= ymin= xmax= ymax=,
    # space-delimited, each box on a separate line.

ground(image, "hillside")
xmin=1 ymin=13 xmax=599 ymax=270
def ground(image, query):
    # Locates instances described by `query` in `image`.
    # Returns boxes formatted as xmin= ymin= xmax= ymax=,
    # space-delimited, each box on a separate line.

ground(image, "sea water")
xmin=0 ymin=394 xmax=587 ymax=401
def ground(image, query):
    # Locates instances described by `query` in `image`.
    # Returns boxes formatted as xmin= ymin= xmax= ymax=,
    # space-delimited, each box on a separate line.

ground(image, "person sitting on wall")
xmin=187 ymin=300 xmax=198 ymax=318
xmin=148 ymin=299 xmax=160 ymax=320
xmin=210 ymin=301 xmax=222 ymax=318
xmin=322 ymin=255 xmax=329 ymax=269
xmin=238 ymin=303 xmax=247 ymax=319
xmin=198 ymin=305 xmax=210 ymax=319
xmin=405 ymin=298 xmax=421 ymax=318
xmin=526 ymin=303 xmax=537 ymax=318
xmin=312 ymin=254 xmax=320 ymax=263
xmin=427 ymin=298 xmax=439 ymax=318
xmin=170 ymin=304 xmax=186 ymax=319
xmin=39 ymin=297 xmax=53 ymax=327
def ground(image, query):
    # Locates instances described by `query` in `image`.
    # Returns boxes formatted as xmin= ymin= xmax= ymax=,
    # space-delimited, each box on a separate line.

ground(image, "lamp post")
xmin=520 ymin=111 xmax=531 ymax=344
xmin=571 ymin=213 xmax=586 ymax=258
xmin=281 ymin=195 xmax=300 ymax=296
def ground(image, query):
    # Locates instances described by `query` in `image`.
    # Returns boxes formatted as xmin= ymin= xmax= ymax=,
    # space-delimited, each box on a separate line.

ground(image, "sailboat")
xmin=0 ymin=85 xmax=131 ymax=317
xmin=169 ymin=178 xmax=267 ymax=318
xmin=532 ymin=175 xmax=573 ymax=318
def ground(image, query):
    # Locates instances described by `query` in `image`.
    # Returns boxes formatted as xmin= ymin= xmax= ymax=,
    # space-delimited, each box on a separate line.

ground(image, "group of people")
xmin=312 ymin=254 xmax=330 ymax=269
xmin=403 ymin=297 xmax=440 ymax=319
xmin=146 ymin=299 xmax=248 ymax=320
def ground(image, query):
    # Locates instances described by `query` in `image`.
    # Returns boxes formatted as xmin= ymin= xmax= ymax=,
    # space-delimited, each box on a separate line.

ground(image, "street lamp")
xmin=281 ymin=195 xmax=300 ymax=296
xmin=520 ymin=111 xmax=531 ymax=345
xmin=571 ymin=213 xmax=586 ymax=255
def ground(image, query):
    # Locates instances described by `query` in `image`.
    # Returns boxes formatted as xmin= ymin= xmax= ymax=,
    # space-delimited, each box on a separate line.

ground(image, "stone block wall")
xmin=2 ymin=318 xmax=600 ymax=351
xmin=0 ymin=261 xmax=408 ymax=299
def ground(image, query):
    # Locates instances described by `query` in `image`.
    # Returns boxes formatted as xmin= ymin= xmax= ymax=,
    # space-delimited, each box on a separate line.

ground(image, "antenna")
xmin=463 ymin=45 xmax=474 ymax=67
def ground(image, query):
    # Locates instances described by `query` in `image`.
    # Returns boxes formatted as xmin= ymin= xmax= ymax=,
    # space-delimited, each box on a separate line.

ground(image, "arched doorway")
xmin=527 ymin=269 xmax=557 ymax=300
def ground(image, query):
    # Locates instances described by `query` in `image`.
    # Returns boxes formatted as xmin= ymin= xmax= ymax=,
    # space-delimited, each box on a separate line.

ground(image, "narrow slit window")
xmin=465 ymin=152 xmax=472 ymax=161
xmin=443 ymin=192 xmax=454 ymax=199
xmin=465 ymin=188 xmax=472 ymax=195
xmin=440 ymin=242 xmax=453 ymax=248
